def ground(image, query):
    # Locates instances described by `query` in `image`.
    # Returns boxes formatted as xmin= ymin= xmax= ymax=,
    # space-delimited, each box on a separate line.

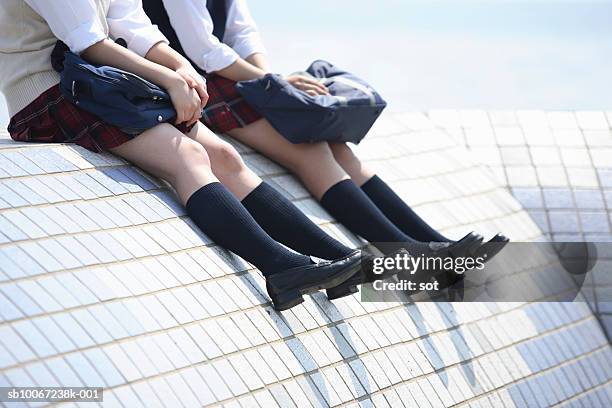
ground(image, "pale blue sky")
xmin=249 ymin=0 xmax=612 ymax=111
xmin=1 ymin=0 xmax=611 ymax=127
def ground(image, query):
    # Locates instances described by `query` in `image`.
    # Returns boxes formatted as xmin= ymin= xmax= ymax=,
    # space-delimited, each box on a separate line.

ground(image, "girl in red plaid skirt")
xmin=146 ymin=0 xmax=508 ymax=252
xmin=1 ymin=0 xmax=372 ymax=310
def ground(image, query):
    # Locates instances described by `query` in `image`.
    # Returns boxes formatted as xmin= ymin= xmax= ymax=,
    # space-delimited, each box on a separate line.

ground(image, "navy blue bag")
xmin=58 ymin=51 xmax=177 ymax=133
xmin=235 ymin=60 xmax=386 ymax=144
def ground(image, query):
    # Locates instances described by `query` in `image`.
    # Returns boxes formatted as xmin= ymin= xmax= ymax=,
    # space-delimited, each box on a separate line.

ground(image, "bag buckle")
xmin=71 ymin=80 xmax=79 ymax=104
xmin=71 ymin=80 xmax=91 ymax=102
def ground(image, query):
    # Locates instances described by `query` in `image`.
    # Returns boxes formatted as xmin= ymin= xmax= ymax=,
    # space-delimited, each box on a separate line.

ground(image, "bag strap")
xmin=334 ymin=95 xmax=348 ymax=106
xmin=321 ymin=76 xmax=377 ymax=107
xmin=290 ymin=70 xmax=377 ymax=106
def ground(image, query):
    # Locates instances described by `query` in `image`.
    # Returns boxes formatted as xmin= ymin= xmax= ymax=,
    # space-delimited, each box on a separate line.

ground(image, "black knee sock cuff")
xmin=241 ymin=181 xmax=270 ymax=207
xmin=321 ymin=179 xmax=355 ymax=204
xmin=186 ymin=182 xmax=223 ymax=213
xmin=360 ymin=175 xmax=381 ymax=193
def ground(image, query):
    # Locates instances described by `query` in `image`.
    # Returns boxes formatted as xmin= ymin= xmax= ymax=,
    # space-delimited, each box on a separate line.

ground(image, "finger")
xmin=175 ymin=108 xmax=186 ymax=125
xmin=191 ymin=110 xmax=201 ymax=126
xmin=183 ymin=74 xmax=198 ymax=88
xmin=301 ymin=83 xmax=327 ymax=95
xmin=195 ymin=84 xmax=208 ymax=108
xmin=200 ymin=94 xmax=209 ymax=110
xmin=186 ymin=111 xmax=197 ymax=127
xmin=318 ymin=83 xmax=330 ymax=94
xmin=305 ymin=78 xmax=329 ymax=94
xmin=302 ymin=77 xmax=320 ymax=86
xmin=311 ymin=80 xmax=329 ymax=95
xmin=306 ymin=90 xmax=317 ymax=97
xmin=191 ymin=104 xmax=201 ymax=126
xmin=189 ymin=95 xmax=202 ymax=125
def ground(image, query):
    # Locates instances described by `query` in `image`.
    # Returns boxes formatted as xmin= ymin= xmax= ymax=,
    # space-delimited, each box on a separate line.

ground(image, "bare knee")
xmin=208 ymin=141 xmax=247 ymax=176
xmin=180 ymin=139 xmax=211 ymax=166
xmin=166 ymin=138 xmax=213 ymax=182
xmin=109 ymin=124 xmax=213 ymax=184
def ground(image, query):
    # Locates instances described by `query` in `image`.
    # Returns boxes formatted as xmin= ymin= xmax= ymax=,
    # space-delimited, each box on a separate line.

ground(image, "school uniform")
xmin=143 ymin=0 xmax=263 ymax=134
xmin=0 ymin=0 xmax=189 ymax=153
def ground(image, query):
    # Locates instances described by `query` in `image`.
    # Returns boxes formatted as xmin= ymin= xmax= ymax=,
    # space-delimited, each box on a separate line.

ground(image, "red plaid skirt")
xmin=201 ymin=74 xmax=262 ymax=133
xmin=8 ymin=85 xmax=193 ymax=153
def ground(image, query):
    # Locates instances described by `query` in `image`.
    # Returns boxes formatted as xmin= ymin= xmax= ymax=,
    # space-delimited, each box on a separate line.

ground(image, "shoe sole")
xmin=480 ymin=236 xmax=510 ymax=264
xmin=272 ymin=259 xmax=362 ymax=311
xmin=423 ymin=237 xmax=484 ymax=292
xmin=326 ymin=249 xmax=408 ymax=301
xmin=326 ymin=276 xmax=361 ymax=301
xmin=448 ymin=235 xmax=484 ymax=259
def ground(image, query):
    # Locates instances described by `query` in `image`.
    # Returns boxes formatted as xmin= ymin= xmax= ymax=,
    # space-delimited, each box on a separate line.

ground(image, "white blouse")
xmin=24 ymin=0 xmax=167 ymax=57
xmin=160 ymin=0 xmax=266 ymax=73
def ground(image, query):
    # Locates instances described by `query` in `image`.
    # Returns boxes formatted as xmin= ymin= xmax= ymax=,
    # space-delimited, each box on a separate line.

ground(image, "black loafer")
xmin=326 ymin=249 xmax=409 ymax=301
xmin=427 ymin=231 xmax=483 ymax=256
xmin=436 ymin=233 xmax=509 ymax=291
xmin=266 ymin=251 xmax=362 ymax=311
xmin=327 ymin=233 xmax=484 ymax=301
xmin=474 ymin=233 xmax=510 ymax=263
xmin=413 ymin=233 xmax=484 ymax=291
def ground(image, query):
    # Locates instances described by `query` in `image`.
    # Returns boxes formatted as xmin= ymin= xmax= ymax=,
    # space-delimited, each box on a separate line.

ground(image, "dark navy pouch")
xmin=236 ymin=60 xmax=386 ymax=144
xmin=56 ymin=43 xmax=177 ymax=133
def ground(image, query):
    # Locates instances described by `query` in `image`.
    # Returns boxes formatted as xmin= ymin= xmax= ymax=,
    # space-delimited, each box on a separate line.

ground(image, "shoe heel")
xmin=271 ymin=289 xmax=304 ymax=311
xmin=326 ymin=283 xmax=359 ymax=301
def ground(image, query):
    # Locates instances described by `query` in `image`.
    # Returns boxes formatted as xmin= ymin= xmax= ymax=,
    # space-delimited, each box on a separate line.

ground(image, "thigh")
xmin=188 ymin=121 xmax=239 ymax=160
xmin=228 ymin=118 xmax=350 ymax=198
xmin=110 ymin=124 xmax=197 ymax=177
xmin=109 ymin=123 xmax=216 ymax=204
xmin=228 ymin=118 xmax=331 ymax=169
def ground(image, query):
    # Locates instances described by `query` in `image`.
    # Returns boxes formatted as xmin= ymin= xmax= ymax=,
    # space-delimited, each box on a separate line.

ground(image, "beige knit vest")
xmin=0 ymin=0 xmax=111 ymax=117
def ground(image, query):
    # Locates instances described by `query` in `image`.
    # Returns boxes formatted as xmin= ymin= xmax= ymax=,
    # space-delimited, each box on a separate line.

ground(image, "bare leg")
xmin=188 ymin=122 xmax=262 ymax=200
xmin=228 ymin=118 xmax=348 ymax=199
xmin=109 ymin=123 xmax=216 ymax=204
xmin=109 ymin=123 xmax=314 ymax=279
xmin=327 ymin=142 xmax=453 ymax=242
xmin=328 ymin=142 xmax=376 ymax=187
xmin=226 ymin=119 xmax=430 ymax=245
xmin=182 ymin=123 xmax=353 ymax=259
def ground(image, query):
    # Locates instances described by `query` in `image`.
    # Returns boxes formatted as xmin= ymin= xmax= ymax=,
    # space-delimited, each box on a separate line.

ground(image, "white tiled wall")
xmin=0 ymin=113 xmax=610 ymax=407
xmin=430 ymin=109 xmax=612 ymax=341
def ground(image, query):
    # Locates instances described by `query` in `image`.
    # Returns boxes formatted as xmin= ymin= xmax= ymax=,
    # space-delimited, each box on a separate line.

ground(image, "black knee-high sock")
xmin=242 ymin=182 xmax=354 ymax=260
xmin=320 ymin=179 xmax=416 ymax=244
xmin=361 ymin=176 xmax=449 ymax=242
xmin=186 ymin=183 xmax=311 ymax=276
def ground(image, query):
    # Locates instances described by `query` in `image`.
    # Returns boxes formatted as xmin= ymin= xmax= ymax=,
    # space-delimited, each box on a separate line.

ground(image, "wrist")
xmin=174 ymin=57 xmax=193 ymax=72
xmin=161 ymin=71 xmax=186 ymax=91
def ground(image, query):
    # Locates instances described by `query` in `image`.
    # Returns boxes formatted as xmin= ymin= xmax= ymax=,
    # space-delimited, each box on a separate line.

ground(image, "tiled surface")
xmin=427 ymin=109 xmax=612 ymax=342
xmin=0 ymin=113 xmax=611 ymax=408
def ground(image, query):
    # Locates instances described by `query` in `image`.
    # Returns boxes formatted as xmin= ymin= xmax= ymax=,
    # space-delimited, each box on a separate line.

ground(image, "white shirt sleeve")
xmin=161 ymin=0 xmax=238 ymax=73
xmin=224 ymin=0 xmax=266 ymax=60
xmin=107 ymin=0 xmax=168 ymax=57
xmin=24 ymin=0 xmax=107 ymax=54
xmin=161 ymin=0 xmax=264 ymax=73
